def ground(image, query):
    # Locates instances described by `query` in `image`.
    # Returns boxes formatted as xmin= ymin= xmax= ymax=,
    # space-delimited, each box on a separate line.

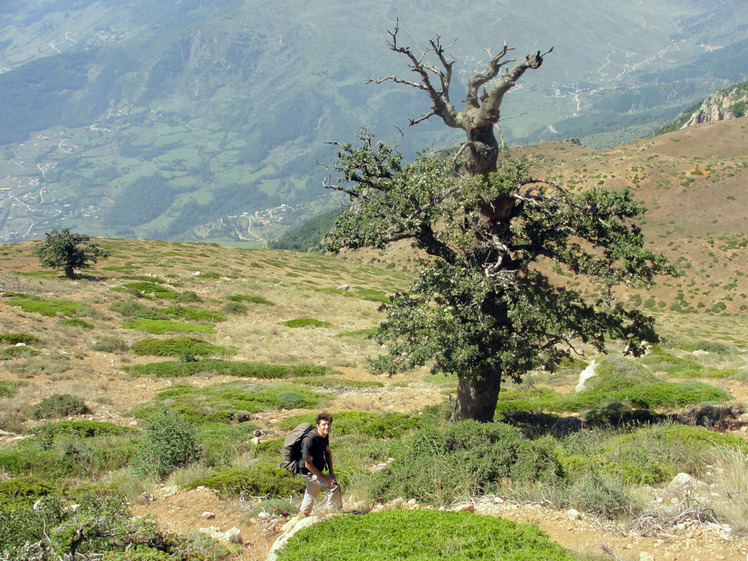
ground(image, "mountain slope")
xmin=1 ymin=0 xmax=747 ymax=244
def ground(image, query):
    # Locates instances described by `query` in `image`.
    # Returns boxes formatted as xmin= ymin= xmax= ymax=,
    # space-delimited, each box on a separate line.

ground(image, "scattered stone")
xmin=455 ymin=504 xmax=475 ymax=513
xmin=567 ymin=508 xmax=581 ymax=520
xmin=202 ymin=511 xmax=215 ymax=519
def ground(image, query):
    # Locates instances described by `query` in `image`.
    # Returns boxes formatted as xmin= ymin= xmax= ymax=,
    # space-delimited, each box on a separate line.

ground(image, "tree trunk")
xmin=460 ymin=124 xmax=499 ymax=177
xmin=450 ymin=370 xmax=502 ymax=422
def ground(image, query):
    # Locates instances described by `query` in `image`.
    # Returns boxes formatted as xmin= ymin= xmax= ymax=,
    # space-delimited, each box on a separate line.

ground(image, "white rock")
xmin=567 ymin=508 xmax=581 ymax=519
xmin=575 ymin=360 xmax=597 ymax=392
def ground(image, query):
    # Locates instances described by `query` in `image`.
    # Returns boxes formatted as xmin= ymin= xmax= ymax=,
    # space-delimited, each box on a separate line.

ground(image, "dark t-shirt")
xmin=299 ymin=427 xmax=328 ymax=474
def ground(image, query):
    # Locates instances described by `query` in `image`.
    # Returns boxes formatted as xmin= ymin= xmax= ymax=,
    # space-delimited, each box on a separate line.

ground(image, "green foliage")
xmin=117 ymin=282 xmax=180 ymax=300
xmin=0 ymin=333 xmax=39 ymax=345
xmin=275 ymin=391 xmax=303 ymax=408
xmin=374 ymin=421 xmax=561 ymax=506
xmin=0 ymin=422 xmax=138 ymax=482
xmin=122 ymin=319 xmax=216 ymax=334
xmin=0 ymin=380 xmax=25 ymax=398
xmin=187 ymin=466 xmax=304 ymax=498
xmin=31 ymin=394 xmax=90 ymax=419
xmin=276 ymin=509 xmax=578 ymax=561
xmin=281 ymin=318 xmax=332 ymax=328
xmin=226 ymin=294 xmax=275 ymax=306
xmin=36 ymin=420 xmax=135 ymax=440
xmin=59 ymin=317 xmax=95 ymax=330
xmin=125 ymin=359 xmax=331 ymax=379
xmin=131 ymin=336 xmax=234 ymax=357
xmin=284 ymin=411 xmax=427 ymax=439
xmin=0 ymin=493 xmax=215 ymax=561
xmin=0 ymin=476 xmax=57 ymax=510
xmin=92 ymin=336 xmax=130 ymax=352
xmin=134 ymin=412 xmax=200 ymax=479
xmin=33 ymin=228 xmax=109 ymax=278
xmin=129 ymin=381 xmax=321 ymax=423
xmin=5 ymin=296 xmax=88 ymax=317
xmin=326 ymin=137 xmax=675 ymax=421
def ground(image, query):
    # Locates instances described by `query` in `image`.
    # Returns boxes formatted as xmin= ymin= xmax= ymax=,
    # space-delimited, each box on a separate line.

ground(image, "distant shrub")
xmin=129 ymin=381 xmax=321 ymax=423
xmin=31 ymin=394 xmax=90 ymax=419
xmin=59 ymin=318 xmax=95 ymax=330
xmin=283 ymin=411 xmax=424 ymax=439
xmin=0 ymin=380 xmax=25 ymax=398
xmin=281 ymin=318 xmax=332 ymax=328
xmin=92 ymin=336 xmax=129 ymax=353
xmin=134 ymin=412 xmax=200 ymax=479
xmin=111 ymin=299 xmax=169 ymax=320
xmin=5 ymin=297 xmax=88 ymax=317
xmin=176 ymin=290 xmax=201 ymax=303
xmin=276 ymin=391 xmax=303 ymax=409
xmin=275 ymin=510 xmax=577 ymax=561
xmin=122 ymin=319 xmax=215 ymax=335
xmin=35 ymin=420 xmax=135 ymax=440
xmin=0 ymin=333 xmax=39 ymax=345
xmin=222 ymin=301 xmax=247 ymax=315
xmin=131 ymin=336 xmax=234 ymax=357
xmin=125 ymin=359 xmax=330 ymax=379
xmin=119 ymin=281 xmax=179 ymax=300
xmin=227 ymin=294 xmax=275 ymax=306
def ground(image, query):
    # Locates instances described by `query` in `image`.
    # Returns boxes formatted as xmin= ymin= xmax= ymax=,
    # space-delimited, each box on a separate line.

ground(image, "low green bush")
xmin=186 ymin=465 xmax=304 ymax=498
xmin=5 ymin=297 xmax=88 ymax=317
xmin=0 ymin=476 xmax=57 ymax=510
xmin=282 ymin=411 xmax=427 ymax=439
xmin=281 ymin=318 xmax=332 ymax=328
xmin=0 ymin=494 xmax=220 ymax=561
xmin=31 ymin=394 xmax=90 ymax=419
xmin=2 ymin=345 xmax=40 ymax=357
xmin=373 ymin=420 xmax=561 ymax=506
xmin=222 ymin=301 xmax=247 ymax=315
xmin=276 ymin=391 xmax=303 ymax=409
xmin=92 ymin=336 xmax=130 ymax=353
xmin=226 ymin=294 xmax=275 ymax=306
xmin=134 ymin=412 xmax=200 ymax=479
xmin=58 ymin=318 xmax=95 ymax=330
xmin=131 ymin=337 xmax=234 ymax=357
xmin=125 ymin=359 xmax=332 ymax=379
xmin=129 ymin=382 xmax=321 ymax=423
xmin=35 ymin=420 xmax=135 ymax=440
xmin=122 ymin=319 xmax=216 ymax=335
xmin=118 ymin=282 xmax=179 ymax=300
xmin=0 ymin=333 xmax=39 ymax=345
xmin=276 ymin=509 xmax=578 ymax=561
xmin=0 ymin=380 xmax=25 ymax=398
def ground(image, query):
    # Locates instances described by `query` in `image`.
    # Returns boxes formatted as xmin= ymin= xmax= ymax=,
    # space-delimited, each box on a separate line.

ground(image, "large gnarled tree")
xmin=324 ymin=26 xmax=676 ymax=422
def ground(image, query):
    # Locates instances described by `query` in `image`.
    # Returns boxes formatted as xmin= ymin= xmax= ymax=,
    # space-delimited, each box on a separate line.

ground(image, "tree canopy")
xmin=34 ymin=228 xmax=109 ymax=279
xmin=324 ymin=27 xmax=677 ymax=422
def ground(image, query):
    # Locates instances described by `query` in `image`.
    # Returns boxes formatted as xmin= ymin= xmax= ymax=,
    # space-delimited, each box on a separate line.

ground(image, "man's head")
xmin=316 ymin=412 xmax=333 ymax=437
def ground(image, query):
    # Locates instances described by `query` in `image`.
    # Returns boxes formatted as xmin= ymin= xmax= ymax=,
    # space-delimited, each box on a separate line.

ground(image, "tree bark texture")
xmin=450 ymin=371 xmax=502 ymax=423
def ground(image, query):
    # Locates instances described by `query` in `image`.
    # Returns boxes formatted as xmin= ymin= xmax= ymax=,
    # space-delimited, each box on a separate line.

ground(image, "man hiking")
xmin=298 ymin=412 xmax=343 ymax=517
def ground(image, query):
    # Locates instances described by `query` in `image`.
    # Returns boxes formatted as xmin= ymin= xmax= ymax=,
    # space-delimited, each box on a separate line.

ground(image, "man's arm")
xmin=304 ymin=456 xmax=332 ymax=484
xmin=324 ymin=444 xmax=335 ymax=481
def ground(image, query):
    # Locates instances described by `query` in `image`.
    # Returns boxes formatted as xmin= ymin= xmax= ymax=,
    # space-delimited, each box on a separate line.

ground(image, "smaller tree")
xmin=34 ymin=228 xmax=109 ymax=279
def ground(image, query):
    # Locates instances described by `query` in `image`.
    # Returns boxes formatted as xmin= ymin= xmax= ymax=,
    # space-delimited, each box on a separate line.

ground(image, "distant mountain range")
xmin=1 ymin=0 xmax=747 ymax=245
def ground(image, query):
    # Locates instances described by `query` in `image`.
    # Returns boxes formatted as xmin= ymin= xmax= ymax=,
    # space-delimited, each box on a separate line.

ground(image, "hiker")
xmin=298 ymin=412 xmax=343 ymax=517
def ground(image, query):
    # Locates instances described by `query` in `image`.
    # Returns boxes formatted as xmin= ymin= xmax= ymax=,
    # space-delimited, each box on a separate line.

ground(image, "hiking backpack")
xmin=278 ymin=421 xmax=313 ymax=475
